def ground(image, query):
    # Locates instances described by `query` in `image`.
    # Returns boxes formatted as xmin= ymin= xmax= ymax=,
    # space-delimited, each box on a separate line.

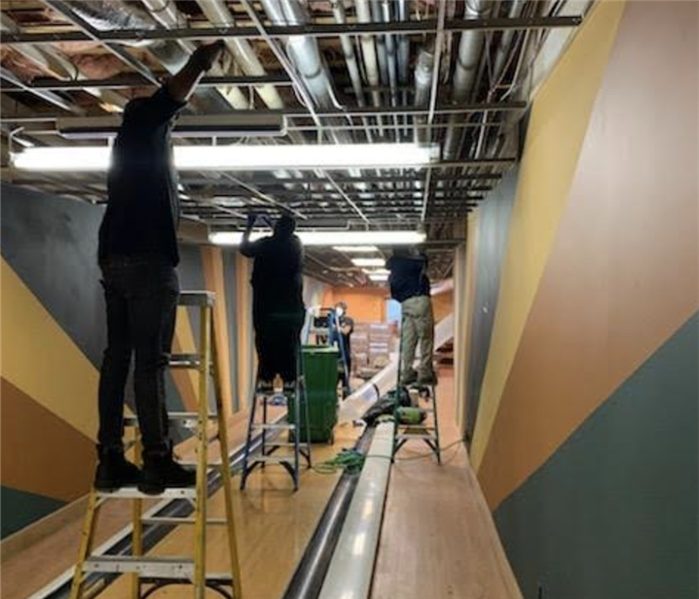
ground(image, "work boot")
xmin=139 ymin=455 xmax=196 ymax=495
xmin=94 ymin=450 xmax=141 ymax=491
xmin=401 ymin=369 xmax=418 ymax=386
xmin=417 ymin=371 xmax=438 ymax=386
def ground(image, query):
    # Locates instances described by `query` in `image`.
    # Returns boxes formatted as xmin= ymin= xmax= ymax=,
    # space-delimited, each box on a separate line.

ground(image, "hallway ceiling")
xmin=0 ymin=0 xmax=586 ymax=285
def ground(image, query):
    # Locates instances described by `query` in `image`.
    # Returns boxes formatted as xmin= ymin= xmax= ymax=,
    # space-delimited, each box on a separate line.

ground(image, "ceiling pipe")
xmin=355 ymin=0 xmax=384 ymax=136
xmin=442 ymin=0 xmax=493 ymax=160
xmin=330 ymin=0 xmax=373 ymax=143
xmin=379 ymin=0 xmax=400 ymax=138
xmin=195 ymin=0 xmax=285 ymax=110
xmin=413 ymin=45 xmax=434 ymax=144
xmin=139 ymin=0 xmax=248 ymax=109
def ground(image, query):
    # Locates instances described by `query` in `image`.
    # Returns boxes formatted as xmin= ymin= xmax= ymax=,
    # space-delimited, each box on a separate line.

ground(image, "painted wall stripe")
xmin=1 ymin=258 xmax=99 ymax=439
xmin=470 ymin=1 xmax=627 ymax=469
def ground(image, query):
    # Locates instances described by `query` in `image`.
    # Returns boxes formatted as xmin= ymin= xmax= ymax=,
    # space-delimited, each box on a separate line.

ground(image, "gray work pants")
xmin=400 ymin=295 xmax=435 ymax=380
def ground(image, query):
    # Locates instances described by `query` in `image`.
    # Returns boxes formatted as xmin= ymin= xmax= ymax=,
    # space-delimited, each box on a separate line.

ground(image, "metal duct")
xmin=64 ymin=1 xmax=232 ymax=112
xmin=442 ymin=0 xmax=492 ymax=160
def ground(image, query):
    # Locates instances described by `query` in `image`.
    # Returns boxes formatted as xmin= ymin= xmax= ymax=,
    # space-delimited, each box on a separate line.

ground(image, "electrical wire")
xmin=313 ymin=448 xmax=366 ymax=475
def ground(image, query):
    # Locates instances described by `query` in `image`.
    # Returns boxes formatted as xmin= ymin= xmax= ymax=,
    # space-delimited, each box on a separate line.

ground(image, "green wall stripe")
xmin=1 ymin=486 xmax=66 ymax=539
xmin=493 ymin=312 xmax=698 ymax=599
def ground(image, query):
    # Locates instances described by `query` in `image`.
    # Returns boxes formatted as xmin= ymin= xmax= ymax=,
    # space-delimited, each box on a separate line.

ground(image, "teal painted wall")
xmin=1 ymin=486 xmax=66 ymax=538
xmin=494 ymin=312 xmax=699 ymax=599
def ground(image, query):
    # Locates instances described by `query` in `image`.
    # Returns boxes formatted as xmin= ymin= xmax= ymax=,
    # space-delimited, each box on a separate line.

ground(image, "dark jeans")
xmin=97 ymin=255 xmax=179 ymax=459
xmin=253 ymin=301 xmax=304 ymax=382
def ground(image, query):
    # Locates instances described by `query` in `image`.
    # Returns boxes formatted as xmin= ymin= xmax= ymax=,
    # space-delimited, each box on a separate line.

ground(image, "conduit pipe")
xmin=317 ymin=421 xmax=395 ymax=599
xmin=442 ymin=0 xmax=492 ymax=160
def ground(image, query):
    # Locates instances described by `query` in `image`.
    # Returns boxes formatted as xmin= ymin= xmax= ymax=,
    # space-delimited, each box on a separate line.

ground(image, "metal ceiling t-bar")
xmin=41 ymin=0 xmax=161 ymax=86
xmin=1 ymin=16 xmax=584 ymax=45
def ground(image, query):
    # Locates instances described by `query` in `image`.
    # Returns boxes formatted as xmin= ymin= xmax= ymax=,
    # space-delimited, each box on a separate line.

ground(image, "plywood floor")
xmin=370 ymin=371 xmax=523 ymax=599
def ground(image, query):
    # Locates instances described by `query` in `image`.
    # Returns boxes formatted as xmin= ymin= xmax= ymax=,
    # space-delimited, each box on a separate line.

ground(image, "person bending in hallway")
xmin=95 ymin=41 xmax=225 ymax=495
xmin=241 ymin=213 xmax=305 ymax=391
xmin=386 ymin=248 xmax=436 ymax=386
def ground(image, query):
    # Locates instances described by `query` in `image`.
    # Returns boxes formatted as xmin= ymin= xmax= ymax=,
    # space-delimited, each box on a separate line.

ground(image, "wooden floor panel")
xmin=370 ymin=371 xmax=522 ymax=599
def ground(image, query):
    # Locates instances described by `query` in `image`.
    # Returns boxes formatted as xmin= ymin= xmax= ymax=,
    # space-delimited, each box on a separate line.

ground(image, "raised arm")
xmin=240 ymin=213 xmax=259 ymax=257
xmin=166 ymin=41 xmax=225 ymax=103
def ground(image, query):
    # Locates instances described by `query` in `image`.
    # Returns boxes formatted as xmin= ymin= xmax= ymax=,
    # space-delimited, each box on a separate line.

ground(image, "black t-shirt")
xmin=387 ymin=254 xmax=430 ymax=303
xmin=240 ymin=233 xmax=305 ymax=311
xmin=98 ymin=87 xmax=187 ymax=265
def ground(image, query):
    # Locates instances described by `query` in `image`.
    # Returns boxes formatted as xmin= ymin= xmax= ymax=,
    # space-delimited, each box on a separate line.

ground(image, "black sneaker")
xmin=139 ymin=457 xmax=196 ymax=495
xmin=94 ymin=452 xmax=141 ymax=491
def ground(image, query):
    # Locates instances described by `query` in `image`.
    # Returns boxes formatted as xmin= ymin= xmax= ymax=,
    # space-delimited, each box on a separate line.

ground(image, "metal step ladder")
xmin=239 ymin=354 xmax=312 ymax=491
xmin=392 ymin=314 xmax=442 ymax=463
xmin=69 ymin=291 xmax=243 ymax=599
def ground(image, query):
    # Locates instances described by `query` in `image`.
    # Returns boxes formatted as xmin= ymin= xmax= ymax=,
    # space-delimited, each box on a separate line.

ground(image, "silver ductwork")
xmin=355 ymin=0 xmax=383 ymax=135
xmin=195 ymin=0 xmax=285 ymax=110
xmin=442 ymin=0 xmax=492 ymax=160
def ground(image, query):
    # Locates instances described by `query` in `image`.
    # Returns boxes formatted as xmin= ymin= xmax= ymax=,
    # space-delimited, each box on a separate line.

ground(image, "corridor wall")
xmin=0 ymin=183 xmax=250 ymax=538
xmin=459 ymin=2 xmax=698 ymax=598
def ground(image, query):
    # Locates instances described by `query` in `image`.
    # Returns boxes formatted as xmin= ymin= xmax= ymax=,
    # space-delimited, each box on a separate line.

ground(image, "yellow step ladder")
xmin=69 ymin=291 xmax=243 ymax=599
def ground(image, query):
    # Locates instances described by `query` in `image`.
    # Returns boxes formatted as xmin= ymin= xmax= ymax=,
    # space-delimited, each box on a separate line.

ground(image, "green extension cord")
xmin=313 ymin=449 xmax=366 ymax=475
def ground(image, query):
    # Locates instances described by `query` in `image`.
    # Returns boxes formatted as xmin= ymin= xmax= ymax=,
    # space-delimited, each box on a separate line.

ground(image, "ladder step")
xmin=251 ymin=455 xmax=296 ymax=464
xmin=139 ymin=573 xmax=233 ymax=584
xmin=141 ymin=516 xmax=228 ymax=526
xmin=169 ymin=354 xmax=201 ymax=369
xmin=178 ymin=291 xmax=215 ymax=307
xmin=253 ymin=423 xmax=295 ymax=431
xmin=96 ymin=487 xmax=197 ymax=500
xmin=395 ymin=434 xmax=438 ymax=441
xmin=83 ymin=556 xmax=194 ymax=578
xmin=125 ymin=412 xmax=219 ymax=427
xmin=265 ymin=441 xmax=298 ymax=448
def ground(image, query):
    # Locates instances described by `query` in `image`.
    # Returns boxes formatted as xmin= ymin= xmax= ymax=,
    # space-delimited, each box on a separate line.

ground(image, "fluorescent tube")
xmin=12 ymin=143 xmax=439 ymax=172
xmin=352 ymin=258 xmax=386 ymax=267
xmin=333 ymin=246 xmax=380 ymax=253
xmin=209 ymin=230 xmax=425 ymax=247
xmin=368 ymin=273 xmax=389 ymax=282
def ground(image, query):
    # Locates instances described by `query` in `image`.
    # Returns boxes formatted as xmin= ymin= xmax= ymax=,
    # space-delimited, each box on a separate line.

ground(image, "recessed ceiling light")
xmin=333 ymin=245 xmax=380 ymax=253
xmin=210 ymin=231 xmax=425 ymax=246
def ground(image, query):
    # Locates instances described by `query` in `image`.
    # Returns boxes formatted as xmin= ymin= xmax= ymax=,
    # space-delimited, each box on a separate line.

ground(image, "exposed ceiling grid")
xmin=0 ymin=0 xmax=585 ymax=284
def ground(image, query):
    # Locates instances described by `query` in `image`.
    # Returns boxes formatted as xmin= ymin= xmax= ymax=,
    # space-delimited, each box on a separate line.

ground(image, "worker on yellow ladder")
xmin=94 ymin=41 xmax=225 ymax=495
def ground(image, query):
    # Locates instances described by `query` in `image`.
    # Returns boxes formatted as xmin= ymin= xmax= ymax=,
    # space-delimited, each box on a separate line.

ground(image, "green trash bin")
xmin=291 ymin=345 xmax=339 ymax=443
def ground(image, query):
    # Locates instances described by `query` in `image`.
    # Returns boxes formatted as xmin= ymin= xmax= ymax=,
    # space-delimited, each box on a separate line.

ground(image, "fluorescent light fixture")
xmin=333 ymin=245 xmax=380 ymax=253
xmin=352 ymin=258 xmax=386 ymax=267
xmin=363 ymin=268 xmax=390 ymax=275
xmin=209 ymin=230 xmax=425 ymax=247
xmin=369 ymin=273 xmax=389 ymax=282
xmin=56 ymin=114 xmax=286 ymax=139
xmin=12 ymin=143 xmax=439 ymax=172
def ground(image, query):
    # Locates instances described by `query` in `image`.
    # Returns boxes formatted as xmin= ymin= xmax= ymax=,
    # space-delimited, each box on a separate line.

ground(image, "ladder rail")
xmin=71 ymin=291 xmax=243 ymax=599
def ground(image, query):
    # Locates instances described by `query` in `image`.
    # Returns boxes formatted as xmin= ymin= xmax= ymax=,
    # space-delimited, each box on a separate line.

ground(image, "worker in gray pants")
xmin=386 ymin=248 xmax=436 ymax=386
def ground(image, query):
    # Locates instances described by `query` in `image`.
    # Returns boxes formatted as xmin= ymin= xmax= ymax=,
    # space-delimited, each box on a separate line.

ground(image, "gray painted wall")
xmin=465 ymin=169 xmax=517 ymax=440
